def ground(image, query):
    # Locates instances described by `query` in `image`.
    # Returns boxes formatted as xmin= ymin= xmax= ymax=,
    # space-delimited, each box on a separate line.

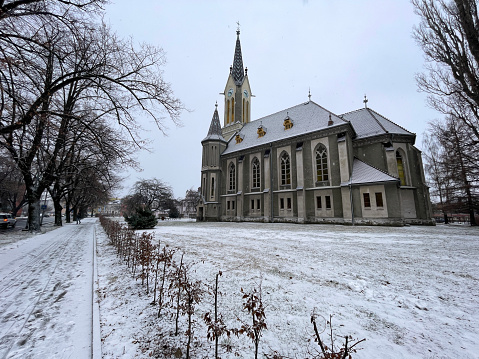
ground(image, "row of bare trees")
xmin=413 ymin=0 xmax=479 ymax=225
xmin=99 ymin=216 xmax=364 ymax=358
xmin=0 ymin=0 xmax=183 ymax=230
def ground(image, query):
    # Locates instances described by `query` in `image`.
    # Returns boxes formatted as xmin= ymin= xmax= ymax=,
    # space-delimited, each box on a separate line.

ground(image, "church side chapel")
xmin=197 ymin=29 xmax=434 ymax=226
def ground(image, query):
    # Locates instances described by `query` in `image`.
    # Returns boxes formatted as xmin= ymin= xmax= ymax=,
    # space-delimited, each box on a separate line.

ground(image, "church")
xmin=197 ymin=30 xmax=434 ymax=226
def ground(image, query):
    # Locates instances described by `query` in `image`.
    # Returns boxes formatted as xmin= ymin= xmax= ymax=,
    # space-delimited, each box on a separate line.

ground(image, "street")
xmin=0 ymin=218 xmax=100 ymax=359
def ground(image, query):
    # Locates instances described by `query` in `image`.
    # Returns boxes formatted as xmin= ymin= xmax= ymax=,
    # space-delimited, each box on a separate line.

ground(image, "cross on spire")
xmin=308 ymin=88 xmax=311 ymax=101
xmin=363 ymin=94 xmax=368 ymax=108
xmin=236 ymin=21 xmax=240 ymax=34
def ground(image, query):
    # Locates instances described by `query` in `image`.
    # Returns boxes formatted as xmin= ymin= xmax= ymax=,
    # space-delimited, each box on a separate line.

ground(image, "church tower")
xmin=221 ymin=28 xmax=252 ymax=141
xmin=197 ymin=104 xmax=227 ymax=221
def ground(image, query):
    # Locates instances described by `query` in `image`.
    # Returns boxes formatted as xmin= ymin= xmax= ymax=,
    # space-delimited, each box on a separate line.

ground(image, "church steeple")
xmin=222 ymin=26 xmax=252 ymax=141
xmin=232 ymin=29 xmax=244 ymax=85
xmin=203 ymin=103 xmax=226 ymax=143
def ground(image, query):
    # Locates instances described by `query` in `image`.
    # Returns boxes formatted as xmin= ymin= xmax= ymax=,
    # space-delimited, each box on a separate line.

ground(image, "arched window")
xmin=229 ymin=163 xmax=236 ymax=191
xmin=226 ymin=100 xmax=230 ymax=124
xmin=396 ymin=150 xmax=406 ymax=186
xmin=231 ymin=98 xmax=235 ymax=123
xmin=315 ymin=145 xmax=328 ymax=182
xmin=252 ymin=157 xmax=260 ymax=188
xmin=280 ymin=152 xmax=291 ymax=185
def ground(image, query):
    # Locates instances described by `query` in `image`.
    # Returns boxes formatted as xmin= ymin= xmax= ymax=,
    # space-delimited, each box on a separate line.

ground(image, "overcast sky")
xmin=105 ymin=0 xmax=439 ymax=199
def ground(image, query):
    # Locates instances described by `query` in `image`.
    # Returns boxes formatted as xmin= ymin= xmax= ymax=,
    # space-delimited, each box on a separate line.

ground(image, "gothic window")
xmin=229 ymin=163 xmax=236 ymax=191
xmin=252 ymin=157 xmax=260 ymax=188
xmin=315 ymin=144 xmax=328 ymax=182
xmin=396 ymin=150 xmax=406 ymax=186
xmin=226 ymin=100 xmax=230 ymax=124
xmin=231 ymin=98 xmax=235 ymax=122
xmin=280 ymin=152 xmax=291 ymax=185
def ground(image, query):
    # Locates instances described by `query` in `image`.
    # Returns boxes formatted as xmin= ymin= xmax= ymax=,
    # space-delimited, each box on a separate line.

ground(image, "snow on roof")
xmin=340 ymin=108 xmax=413 ymax=139
xmin=341 ymin=158 xmax=399 ymax=186
xmin=222 ymin=101 xmax=347 ymax=155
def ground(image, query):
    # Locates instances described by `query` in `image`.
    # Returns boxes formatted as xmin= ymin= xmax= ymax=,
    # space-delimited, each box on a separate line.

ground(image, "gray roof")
xmin=222 ymin=101 xmax=347 ymax=155
xmin=232 ymin=30 xmax=244 ymax=85
xmin=340 ymin=108 xmax=413 ymax=139
xmin=202 ymin=106 xmax=226 ymax=143
xmin=341 ymin=158 xmax=399 ymax=186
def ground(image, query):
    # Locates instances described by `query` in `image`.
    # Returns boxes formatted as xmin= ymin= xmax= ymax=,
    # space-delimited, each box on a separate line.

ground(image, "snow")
xmin=0 ymin=218 xmax=100 ymax=359
xmin=1 ymin=218 xmax=478 ymax=358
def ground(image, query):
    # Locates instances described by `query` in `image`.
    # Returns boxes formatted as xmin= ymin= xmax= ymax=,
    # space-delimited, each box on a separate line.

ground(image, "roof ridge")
xmin=367 ymin=108 xmax=413 ymax=135
xmin=366 ymin=108 xmax=388 ymax=133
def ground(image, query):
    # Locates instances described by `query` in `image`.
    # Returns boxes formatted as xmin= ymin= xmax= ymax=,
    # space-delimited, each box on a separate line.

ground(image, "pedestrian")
xmin=76 ymin=215 xmax=81 ymax=224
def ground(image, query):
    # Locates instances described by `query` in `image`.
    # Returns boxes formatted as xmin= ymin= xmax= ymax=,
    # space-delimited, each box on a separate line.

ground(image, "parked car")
xmin=0 ymin=213 xmax=16 ymax=229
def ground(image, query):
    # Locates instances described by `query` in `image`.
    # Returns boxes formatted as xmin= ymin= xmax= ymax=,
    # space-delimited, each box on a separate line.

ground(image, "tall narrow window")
xmin=280 ymin=198 xmax=285 ymax=209
xmin=231 ymin=98 xmax=235 ymax=123
xmin=257 ymin=199 xmax=261 ymax=210
xmin=316 ymin=196 xmax=322 ymax=209
xmin=363 ymin=193 xmax=371 ymax=208
xmin=229 ymin=163 xmax=236 ymax=191
xmin=252 ymin=157 xmax=260 ymax=188
xmin=315 ymin=144 xmax=328 ymax=182
xmin=375 ymin=192 xmax=384 ymax=207
xmin=325 ymin=196 xmax=331 ymax=209
xmin=211 ymin=177 xmax=215 ymax=199
xmin=280 ymin=152 xmax=291 ymax=185
xmin=396 ymin=151 xmax=406 ymax=186
xmin=251 ymin=199 xmax=255 ymax=210
xmin=287 ymin=197 xmax=292 ymax=209
xmin=227 ymin=100 xmax=230 ymax=124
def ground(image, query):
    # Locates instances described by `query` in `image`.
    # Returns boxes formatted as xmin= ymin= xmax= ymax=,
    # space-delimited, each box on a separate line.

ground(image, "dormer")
xmin=235 ymin=133 xmax=244 ymax=144
xmin=284 ymin=114 xmax=293 ymax=130
xmin=257 ymin=125 xmax=266 ymax=138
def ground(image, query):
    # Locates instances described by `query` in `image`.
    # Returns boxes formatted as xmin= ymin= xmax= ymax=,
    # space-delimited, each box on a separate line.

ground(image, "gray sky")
xmin=105 ymin=0 xmax=439 ymax=199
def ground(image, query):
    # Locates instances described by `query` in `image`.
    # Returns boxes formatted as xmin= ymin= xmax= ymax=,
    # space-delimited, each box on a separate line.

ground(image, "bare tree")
xmin=124 ymin=178 xmax=174 ymax=215
xmin=413 ymin=0 xmax=479 ymax=148
xmin=434 ymin=116 xmax=478 ymax=225
xmin=422 ymin=131 xmax=451 ymax=223
xmin=0 ymin=152 xmax=26 ymax=215
xmin=0 ymin=7 xmax=183 ymax=231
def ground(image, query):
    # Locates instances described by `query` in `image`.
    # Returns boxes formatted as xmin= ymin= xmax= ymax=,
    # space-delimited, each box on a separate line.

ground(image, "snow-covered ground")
xmin=0 ymin=218 xmax=100 ymax=359
xmin=96 ymin=219 xmax=479 ymax=359
xmin=1 ymin=219 xmax=477 ymax=358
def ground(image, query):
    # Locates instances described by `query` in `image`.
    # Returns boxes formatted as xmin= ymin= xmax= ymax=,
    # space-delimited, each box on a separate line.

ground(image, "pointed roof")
xmin=232 ymin=30 xmax=244 ymax=85
xmin=202 ymin=105 xmax=226 ymax=143
xmin=341 ymin=158 xmax=399 ymax=186
xmin=340 ymin=108 xmax=414 ymax=140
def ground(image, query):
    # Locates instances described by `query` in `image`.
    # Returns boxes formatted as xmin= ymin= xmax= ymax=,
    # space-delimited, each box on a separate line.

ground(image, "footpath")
xmin=0 ymin=218 xmax=101 ymax=359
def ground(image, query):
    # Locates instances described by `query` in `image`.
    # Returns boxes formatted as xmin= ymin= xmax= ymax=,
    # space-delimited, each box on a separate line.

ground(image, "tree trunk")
xmin=27 ymin=196 xmax=42 ymax=232
xmin=53 ymin=199 xmax=63 ymax=226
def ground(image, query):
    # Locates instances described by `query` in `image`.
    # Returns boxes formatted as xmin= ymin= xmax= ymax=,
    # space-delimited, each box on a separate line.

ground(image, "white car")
xmin=0 ymin=213 xmax=16 ymax=229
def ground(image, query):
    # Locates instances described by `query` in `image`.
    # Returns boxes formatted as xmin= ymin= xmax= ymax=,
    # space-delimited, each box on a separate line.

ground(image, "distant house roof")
xmin=341 ymin=158 xmax=399 ymax=186
xmin=340 ymin=108 xmax=413 ymax=140
xmin=222 ymin=101 xmax=348 ymax=155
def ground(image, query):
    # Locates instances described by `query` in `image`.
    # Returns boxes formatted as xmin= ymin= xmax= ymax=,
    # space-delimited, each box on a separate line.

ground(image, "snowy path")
xmin=0 ymin=218 xmax=100 ymax=359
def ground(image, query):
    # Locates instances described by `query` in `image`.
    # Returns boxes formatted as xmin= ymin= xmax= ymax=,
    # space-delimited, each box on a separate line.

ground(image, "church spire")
xmin=203 ymin=103 xmax=226 ymax=142
xmin=232 ymin=27 xmax=245 ymax=85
